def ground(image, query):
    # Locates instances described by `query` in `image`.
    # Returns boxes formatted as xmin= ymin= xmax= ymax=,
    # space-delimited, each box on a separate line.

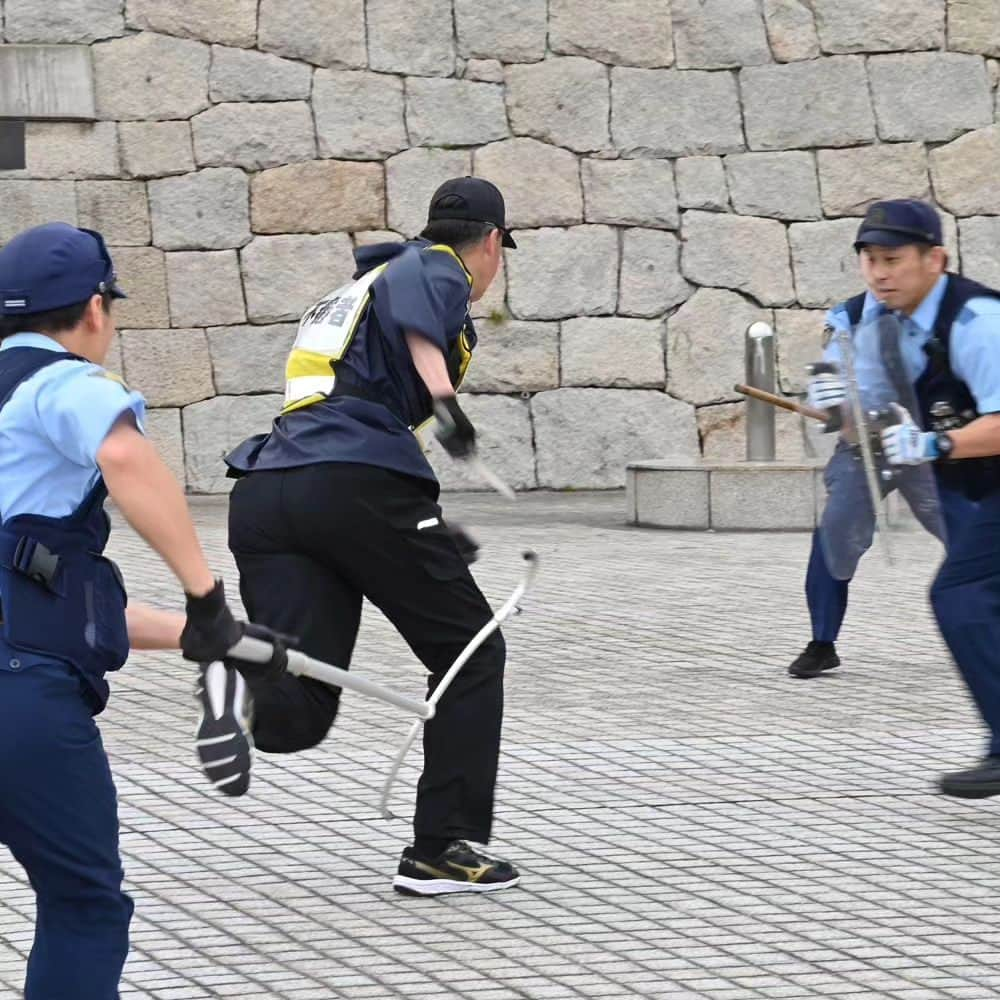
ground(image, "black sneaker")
xmin=788 ymin=641 xmax=840 ymax=679
xmin=393 ymin=840 xmax=520 ymax=896
xmin=939 ymin=758 xmax=1000 ymax=799
xmin=194 ymin=661 xmax=253 ymax=797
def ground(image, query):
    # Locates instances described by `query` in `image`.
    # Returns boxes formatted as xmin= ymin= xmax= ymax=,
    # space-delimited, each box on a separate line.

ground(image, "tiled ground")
xmin=2 ymin=491 xmax=999 ymax=1000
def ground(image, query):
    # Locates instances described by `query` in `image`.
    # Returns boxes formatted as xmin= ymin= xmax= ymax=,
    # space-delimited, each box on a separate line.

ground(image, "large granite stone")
xmin=948 ymin=0 xmax=1000 ymax=57
xmin=582 ymin=159 xmax=678 ymax=229
xmin=666 ymin=288 xmax=771 ymax=405
xmin=817 ymin=143 xmax=929 ymax=216
xmin=725 ymin=151 xmax=821 ymax=221
xmin=561 ymin=317 xmax=666 ymax=388
xmin=386 ymin=149 xmax=472 ymax=238
xmin=506 ymin=226 xmax=619 ymax=321
xmin=463 ymin=59 xmax=505 ymax=84
xmin=251 ymin=160 xmax=385 ymax=235
xmin=257 ymin=0 xmax=366 ymax=68
xmin=773 ymin=308 xmax=827 ymax=393
xmin=506 ymin=58 xmax=610 ymax=153
xmin=675 ymin=156 xmax=729 ymax=210
xmin=789 ymin=218 xmax=866 ymax=309
xmin=549 ymin=0 xmax=674 ymax=67
xmin=313 ymin=71 xmax=408 ymax=160
xmin=367 ymin=0 xmax=455 ymax=77
xmin=407 ymin=79 xmax=508 ymax=148
xmin=5 ymin=0 xmax=123 ymax=42
xmin=476 ymin=139 xmax=582 ymax=229
xmin=0 ymin=180 xmax=77 ymax=243
xmin=192 ymin=102 xmax=316 ymax=171
xmin=111 ymin=247 xmax=170 ymax=330
xmin=612 ymin=68 xmax=744 ymax=156
xmin=672 ymin=0 xmax=771 ymax=68
xmin=93 ymin=32 xmax=210 ymax=121
xmin=143 ymin=408 xmax=185 ymax=486
xmin=618 ymin=229 xmax=692 ymax=318
xmin=165 ymin=251 xmax=246 ymax=328
xmin=426 ymin=396 xmax=536 ymax=491
xmin=762 ymin=0 xmax=820 ymax=62
xmin=23 ymin=122 xmax=119 ymax=179
xmin=184 ymin=395 xmax=282 ymax=494
xmin=869 ymin=53 xmax=992 ymax=142
xmin=809 ymin=0 xmax=944 ymax=53
xmin=76 ymin=181 xmax=151 ymax=246
xmin=532 ymin=388 xmax=698 ymax=489
xmin=120 ymin=328 xmax=214 ymax=407
xmin=209 ymin=45 xmax=312 ymax=102
xmin=930 ymin=126 xmax=1000 ymax=216
xmin=697 ymin=401 xmax=822 ymax=463
xmin=241 ymin=233 xmax=355 ymax=323
xmin=120 ymin=122 xmax=194 ymax=179
xmin=461 ymin=319 xmax=559 ymax=393
xmin=741 ymin=57 xmax=875 ymax=150
xmin=454 ymin=0 xmax=547 ymax=63
xmin=960 ymin=217 xmax=1000 ymax=288
xmin=148 ymin=168 xmax=251 ymax=251
xmin=126 ymin=0 xmax=258 ymax=47
xmin=681 ymin=211 xmax=795 ymax=306
xmin=207 ymin=324 xmax=298 ymax=395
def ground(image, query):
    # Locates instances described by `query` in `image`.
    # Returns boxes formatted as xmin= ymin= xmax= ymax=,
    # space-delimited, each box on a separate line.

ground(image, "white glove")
xmin=806 ymin=371 xmax=846 ymax=410
xmin=880 ymin=403 xmax=938 ymax=465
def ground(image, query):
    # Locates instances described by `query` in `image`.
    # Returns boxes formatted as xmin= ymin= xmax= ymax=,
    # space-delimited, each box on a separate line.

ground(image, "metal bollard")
xmin=745 ymin=321 xmax=776 ymax=461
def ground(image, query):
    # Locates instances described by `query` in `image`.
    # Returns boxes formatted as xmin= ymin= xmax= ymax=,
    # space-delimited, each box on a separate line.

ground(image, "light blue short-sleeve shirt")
xmin=821 ymin=277 xmax=1000 ymax=414
xmin=0 ymin=333 xmax=146 ymax=520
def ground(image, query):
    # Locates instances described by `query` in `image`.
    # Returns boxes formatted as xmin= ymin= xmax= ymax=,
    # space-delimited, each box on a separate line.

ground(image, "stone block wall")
xmin=1 ymin=0 xmax=998 ymax=490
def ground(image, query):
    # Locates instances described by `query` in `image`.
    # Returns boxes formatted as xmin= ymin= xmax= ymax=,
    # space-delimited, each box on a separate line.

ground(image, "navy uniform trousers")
xmin=931 ymin=490 xmax=1000 ymax=756
xmin=807 ymin=444 xmax=977 ymax=642
xmin=0 ymin=657 xmax=133 ymax=1000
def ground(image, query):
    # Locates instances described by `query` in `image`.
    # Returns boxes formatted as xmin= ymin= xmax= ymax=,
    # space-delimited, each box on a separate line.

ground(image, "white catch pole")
xmin=379 ymin=549 xmax=539 ymax=819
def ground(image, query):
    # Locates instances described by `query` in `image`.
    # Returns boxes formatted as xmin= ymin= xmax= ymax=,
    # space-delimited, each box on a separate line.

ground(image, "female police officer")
xmin=0 ymin=223 xmax=282 ymax=999
xmin=224 ymin=177 xmax=520 ymax=895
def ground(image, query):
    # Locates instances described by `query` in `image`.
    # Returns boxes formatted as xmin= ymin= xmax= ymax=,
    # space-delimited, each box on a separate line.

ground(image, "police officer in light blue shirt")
xmin=0 ymin=223 xmax=285 ymax=1000
xmin=790 ymin=200 xmax=1000 ymax=680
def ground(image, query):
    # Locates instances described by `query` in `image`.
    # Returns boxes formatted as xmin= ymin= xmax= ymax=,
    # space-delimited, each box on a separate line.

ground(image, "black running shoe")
xmin=788 ymin=641 xmax=840 ymax=678
xmin=939 ymin=758 xmax=1000 ymax=799
xmin=194 ymin=661 xmax=253 ymax=796
xmin=393 ymin=840 xmax=520 ymax=896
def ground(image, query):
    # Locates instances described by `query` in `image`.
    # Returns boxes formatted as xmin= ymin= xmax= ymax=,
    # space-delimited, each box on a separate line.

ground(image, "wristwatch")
xmin=935 ymin=431 xmax=955 ymax=459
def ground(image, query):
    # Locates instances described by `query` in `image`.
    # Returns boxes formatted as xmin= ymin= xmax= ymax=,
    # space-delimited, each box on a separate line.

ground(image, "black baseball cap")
xmin=0 ymin=222 xmax=127 ymax=315
xmin=854 ymin=199 xmax=943 ymax=252
xmin=427 ymin=177 xmax=517 ymax=249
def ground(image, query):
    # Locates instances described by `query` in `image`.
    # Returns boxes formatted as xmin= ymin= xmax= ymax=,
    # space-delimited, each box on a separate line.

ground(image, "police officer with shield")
xmin=223 ymin=177 xmax=522 ymax=895
xmin=790 ymin=200 xmax=997 ymax=679
xmin=0 ymin=223 xmax=284 ymax=999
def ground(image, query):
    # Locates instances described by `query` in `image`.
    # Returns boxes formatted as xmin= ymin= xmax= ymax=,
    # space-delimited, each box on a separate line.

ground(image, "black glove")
xmin=225 ymin=622 xmax=290 ymax=684
xmin=447 ymin=522 xmax=480 ymax=565
xmin=433 ymin=396 xmax=476 ymax=459
xmin=181 ymin=579 xmax=241 ymax=663
xmin=181 ymin=580 xmax=291 ymax=681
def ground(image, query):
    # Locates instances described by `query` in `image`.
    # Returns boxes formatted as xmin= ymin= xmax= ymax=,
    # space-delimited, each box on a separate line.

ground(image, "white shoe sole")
xmin=195 ymin=662 xmax=254 ymax=797
xmin=392 ymin=874 xmax=520 ymax=896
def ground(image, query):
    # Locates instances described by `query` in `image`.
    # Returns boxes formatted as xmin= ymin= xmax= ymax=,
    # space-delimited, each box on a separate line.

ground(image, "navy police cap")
xmin=428 ymin=177 xmax=517 ymax=249
xmin=854 ymin=199 xmax=943 ymax=252
xmin=0 ymin=222 xmax=127 ymax=316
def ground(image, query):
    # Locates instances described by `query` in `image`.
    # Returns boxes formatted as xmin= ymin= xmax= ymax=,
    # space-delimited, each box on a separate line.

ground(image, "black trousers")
xmin=228 ymin=462 xmax=505 ymax=844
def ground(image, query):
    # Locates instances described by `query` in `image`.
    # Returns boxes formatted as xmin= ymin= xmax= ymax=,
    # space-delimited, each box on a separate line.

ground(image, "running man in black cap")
xmin=223 ymin=177 xmax=521 ymax=894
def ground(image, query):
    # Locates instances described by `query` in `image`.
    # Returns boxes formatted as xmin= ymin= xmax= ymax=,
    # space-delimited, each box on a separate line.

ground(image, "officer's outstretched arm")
xmin=96 ymin=414 xmax=216 ymax=598
xmin=947 ymin=413 xmax=1000 ymax=459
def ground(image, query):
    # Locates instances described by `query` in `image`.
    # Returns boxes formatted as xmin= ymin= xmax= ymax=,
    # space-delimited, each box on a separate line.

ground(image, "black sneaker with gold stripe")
xmin=393 ymin=840 xmax=520 ymax=896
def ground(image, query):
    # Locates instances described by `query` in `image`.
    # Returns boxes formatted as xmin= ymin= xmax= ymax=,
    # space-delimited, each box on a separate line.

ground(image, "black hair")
xmin=419 ymin=219 xmax=496 ymax=252
xmin=0 ymin=292 xmax=112 ymax=342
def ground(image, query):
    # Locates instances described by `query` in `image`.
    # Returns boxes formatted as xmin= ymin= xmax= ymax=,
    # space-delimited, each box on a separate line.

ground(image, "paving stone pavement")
xmin=2 ymin=491 xmax=1000 ymax=1000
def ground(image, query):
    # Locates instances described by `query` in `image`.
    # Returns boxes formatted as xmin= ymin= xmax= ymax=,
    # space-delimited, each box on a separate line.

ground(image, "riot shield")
xmin=817 ymin=313 xmax=944 ymax=581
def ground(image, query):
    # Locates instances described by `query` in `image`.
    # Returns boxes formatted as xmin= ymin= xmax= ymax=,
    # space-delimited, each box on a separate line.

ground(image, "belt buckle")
xmin=12 ymin=537 xmax=60 ymax=589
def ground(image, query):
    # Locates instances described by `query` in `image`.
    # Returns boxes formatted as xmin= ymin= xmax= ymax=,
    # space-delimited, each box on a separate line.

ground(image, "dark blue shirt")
xmin=226 ymin=240 xmax=476 ymax=483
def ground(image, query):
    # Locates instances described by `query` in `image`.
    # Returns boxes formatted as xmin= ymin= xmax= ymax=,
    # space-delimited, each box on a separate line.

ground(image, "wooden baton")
xmin=733 ymin=383 xmax=830 ymax=424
